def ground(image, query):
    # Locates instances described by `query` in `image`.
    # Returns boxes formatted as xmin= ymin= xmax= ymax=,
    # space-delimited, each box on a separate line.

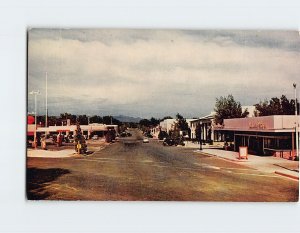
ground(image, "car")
xmin=92 ymin=135 xmax=99 ymax=140
xmin=143 ymin=137 xmax=149 ymax=143
xmin=163 ymin=138 xmax=175 ymax=146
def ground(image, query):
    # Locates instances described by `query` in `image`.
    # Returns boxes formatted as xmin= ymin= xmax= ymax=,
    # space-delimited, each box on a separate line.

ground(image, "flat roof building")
xmin=214 ymin=115 xmax=300 ymax=159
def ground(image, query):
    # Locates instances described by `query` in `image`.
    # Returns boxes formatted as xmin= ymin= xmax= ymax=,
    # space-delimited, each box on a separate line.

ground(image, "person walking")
xmin=41 ymin=135 xmax=47 ymax=150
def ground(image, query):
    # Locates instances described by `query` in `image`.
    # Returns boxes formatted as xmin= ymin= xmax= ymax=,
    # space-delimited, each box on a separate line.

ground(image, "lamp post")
xmin=293 ymin=83 xmax=299 ymax=160
xmin=199 ymin=122 xmax=203 ymax=150
xmin=29 ymin=90 xmax=40 ymax=148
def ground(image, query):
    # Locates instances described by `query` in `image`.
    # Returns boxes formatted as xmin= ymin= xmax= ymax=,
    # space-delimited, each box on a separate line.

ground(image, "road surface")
xmin=27 ymin=129 xmax=299 ymax=201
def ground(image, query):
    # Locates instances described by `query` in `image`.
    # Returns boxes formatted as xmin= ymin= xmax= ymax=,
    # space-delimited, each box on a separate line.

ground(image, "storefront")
xmin=214 ymin=115 xmax=299 ymax=158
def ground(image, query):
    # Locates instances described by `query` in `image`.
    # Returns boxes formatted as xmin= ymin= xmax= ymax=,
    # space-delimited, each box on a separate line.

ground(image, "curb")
xmin=194 ymin=150 xmax=248 ymax=163
xmin=275 ymin=171 xmax=299 ymax=180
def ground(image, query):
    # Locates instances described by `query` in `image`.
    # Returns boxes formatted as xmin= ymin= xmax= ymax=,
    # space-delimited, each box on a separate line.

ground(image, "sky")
xmin=27 ymin=29 xmax=300 ymax=119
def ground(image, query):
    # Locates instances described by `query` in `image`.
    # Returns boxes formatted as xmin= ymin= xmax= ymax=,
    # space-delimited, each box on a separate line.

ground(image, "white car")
xmin=143 ymin=137 xmax=149 ymax=143
xmin=92 ymin=135 xmax=99 ymax=140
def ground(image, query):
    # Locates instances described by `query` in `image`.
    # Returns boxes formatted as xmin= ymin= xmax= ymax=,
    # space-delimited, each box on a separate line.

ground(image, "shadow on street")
xmin=27 ymin=167 xmax=70 ymax=200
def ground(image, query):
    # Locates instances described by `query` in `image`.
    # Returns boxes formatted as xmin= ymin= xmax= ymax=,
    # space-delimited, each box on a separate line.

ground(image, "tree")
xmin=102 ymin=116 xmax=121 ymax=125
xmin=161 ymin=116 xmax=173 ymax=121
xmin=139 ymin=119 xmax=151 ymax=127
xmin=175 ymin=113 xmax=189 ymax=131
xmin=60 ymin=112 xmax=76 ymax=124
xmin=214 ymin=94 xmax=249 ymax=124
xmin=254 ymin=95 xmax=299 ymax=116
xmin=150 ymin=117 xmax=160 ymax=126
xmin=89 ymin=115 xmax=103 ymax=124
xmin=158 ymin=130 xmax=168 ymax=140
xmin=78 ymin=115 xmax=88 ymax=125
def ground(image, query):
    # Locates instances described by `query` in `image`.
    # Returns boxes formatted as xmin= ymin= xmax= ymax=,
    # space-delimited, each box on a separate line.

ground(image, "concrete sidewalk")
xmin=27 ymin=149 xmax=76 ymax=158
xmin=193 ymin=147 xmax=299 ymax=180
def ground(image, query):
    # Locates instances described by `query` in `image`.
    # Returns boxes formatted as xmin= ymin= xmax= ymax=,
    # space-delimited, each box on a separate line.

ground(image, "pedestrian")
xmin=59 ymin=133 xmax=63 ymax=146
xmin=57 ymin=133 xmax=61 ymax=147
xmin=41 ymin=135 xmax=47 ymax=150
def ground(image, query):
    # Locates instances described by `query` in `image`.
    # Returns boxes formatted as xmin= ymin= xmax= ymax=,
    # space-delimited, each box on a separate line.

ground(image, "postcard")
xmin=27 ymin=29 xmax=299 ymax=201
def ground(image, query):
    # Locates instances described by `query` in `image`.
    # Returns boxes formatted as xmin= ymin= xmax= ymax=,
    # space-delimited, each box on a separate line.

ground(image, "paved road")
xmin=27 ymin=129 xmax=299 ymax=201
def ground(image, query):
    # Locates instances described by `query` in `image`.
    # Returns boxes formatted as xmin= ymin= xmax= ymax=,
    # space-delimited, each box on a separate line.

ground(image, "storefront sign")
xmin=239 ymin=146 xmax=248 ymax=160
xmin=249 ymin=121 xmax=266 ymax=129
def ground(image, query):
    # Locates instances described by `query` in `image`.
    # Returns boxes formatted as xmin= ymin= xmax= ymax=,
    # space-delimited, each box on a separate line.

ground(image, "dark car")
xmin=163 ymin=138 xmax=176 ymax=146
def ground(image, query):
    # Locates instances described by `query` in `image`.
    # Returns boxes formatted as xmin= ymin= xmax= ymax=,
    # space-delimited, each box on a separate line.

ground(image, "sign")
xmin=249 ymin=121 xmax=266 ymax=129
xmin=239 ymin=146 xmax=248 ymax=160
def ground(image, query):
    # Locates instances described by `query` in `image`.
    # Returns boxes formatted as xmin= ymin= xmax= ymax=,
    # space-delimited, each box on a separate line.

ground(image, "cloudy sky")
xmin=28 ymin=29 xmax=300 ymax=118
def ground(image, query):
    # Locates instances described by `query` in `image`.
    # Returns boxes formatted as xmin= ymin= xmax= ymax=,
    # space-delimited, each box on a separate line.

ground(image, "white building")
xmin=190 ymin=112 xmax=215 ymax=141
xmin=242 ymin=105 xmax=256 ymax=117
xmin=28 ymin=123 xmax=118 ymax=138
xmin=159 ymin=119 xmax=176 ymax=134
xmin=189 ymin=106 xmax=255 ymax=141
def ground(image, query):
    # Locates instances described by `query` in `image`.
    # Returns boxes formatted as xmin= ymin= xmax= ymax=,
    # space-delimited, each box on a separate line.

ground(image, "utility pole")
xmin=29 ymin=90 xmax=40 ymax=148
xmin=293 ymin=83 xmax=299 ymax=160
xmin=200 ymin=122 xmax=203 ymax=150
xmin=45 ymin=72 xmax=48 ymax=127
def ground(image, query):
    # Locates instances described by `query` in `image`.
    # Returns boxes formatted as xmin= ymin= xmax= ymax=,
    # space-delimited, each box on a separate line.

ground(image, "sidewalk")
xmin=193 ymin=147 xmax=299 ymax=180
xmin=27 ymin=149 xmax=76 ymax=158
xmin=27 ymin=140 xmax=108 ymax=158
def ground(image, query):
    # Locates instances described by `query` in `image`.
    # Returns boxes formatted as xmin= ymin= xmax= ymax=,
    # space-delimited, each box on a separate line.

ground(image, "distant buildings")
xmin=189 ymin=106 xmax=256 ymax=142
xmin=189 ymin=112 xmax=215 ymax=141
xmin=159 ymin=119 xmax=177 ymax=134
xmin=242 ymin=105 xmax=256 ymax=117
xmin=27 ymin=120 xmax=118 ymax=140
xmin=159 ymin=118 xmax=195 ymax=136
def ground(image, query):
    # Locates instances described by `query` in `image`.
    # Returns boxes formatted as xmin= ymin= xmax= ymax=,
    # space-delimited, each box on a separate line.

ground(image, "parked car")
xmin=143 ymin=137 xmax=149 ymax=143
xmin=92 ymin=135 xmax=99 ymax=140
xmin=163 ymin=138 xmax=185 ymax=146
xmin=163 ymin=138 xmax=175 ymax=146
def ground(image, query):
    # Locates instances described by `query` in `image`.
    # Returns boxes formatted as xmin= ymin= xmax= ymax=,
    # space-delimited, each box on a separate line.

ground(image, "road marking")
xmin=83 ymin=157 xmax=126 ymax=161
xmin=194 ymin=162 xmax=255 ymax=171
xmin=78 ymin=159 xmax=281 ymax=178
xmin=226 ymin=171 xmax=278 ymax=178
xmin=79 ymin=157 xmax=169 ymax=165
xmin=80 ymin=158 xmax=169 ymax=168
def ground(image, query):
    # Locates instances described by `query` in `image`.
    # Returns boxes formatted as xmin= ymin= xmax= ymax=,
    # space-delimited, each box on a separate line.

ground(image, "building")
xmin=159 ymin=119 xmax=176 ymax=134
xmin=189 ymin=106 xmax=256 ymax=142
xmin=242 ymin=105 xmax=256 ymax=117
xmin=214 ymin=115 xmax=300 ymax=158
xmin=190 ymin=112 xmax=215 ymax=141
xmin=27 ymin=122 xmax=118 ymax=139
xmin=159 ymin=118 xmax=195 ymax=137
xmin=150 ymin=125 xmax=160 ymax=138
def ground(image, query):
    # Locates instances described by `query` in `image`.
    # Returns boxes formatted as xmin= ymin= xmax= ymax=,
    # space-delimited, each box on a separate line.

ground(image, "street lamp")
xmin=293 ymin=83 xmax=299 ymax=160
xmin=29 ymin=90 xmax=40 ymax=148
xmin=199 ymin=122 xmax=203 ymax=150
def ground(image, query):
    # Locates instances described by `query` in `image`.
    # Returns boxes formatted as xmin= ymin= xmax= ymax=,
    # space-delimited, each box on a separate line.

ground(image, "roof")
xmin=215 ymin=115 xmax=300 ymax=133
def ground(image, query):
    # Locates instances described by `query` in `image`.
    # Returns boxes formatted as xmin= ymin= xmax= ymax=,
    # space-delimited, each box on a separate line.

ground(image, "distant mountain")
xmin=113 ymin=115 xmax=143 ymax=123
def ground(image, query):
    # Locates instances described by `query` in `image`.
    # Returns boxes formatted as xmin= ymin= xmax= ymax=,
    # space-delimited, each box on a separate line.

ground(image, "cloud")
xmin=27 ymin=29 xmax=300 ymax=118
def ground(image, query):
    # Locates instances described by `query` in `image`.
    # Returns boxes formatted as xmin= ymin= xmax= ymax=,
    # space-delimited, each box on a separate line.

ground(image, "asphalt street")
xmin=27 ymin=129 xmax=299 ymax=201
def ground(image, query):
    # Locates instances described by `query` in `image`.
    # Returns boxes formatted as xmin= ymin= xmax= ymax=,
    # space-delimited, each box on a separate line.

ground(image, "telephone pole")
xmin=45 ymin=72 xmax=48 ymax=127
xmin=293 ymin=83 xmax=299 ymax=160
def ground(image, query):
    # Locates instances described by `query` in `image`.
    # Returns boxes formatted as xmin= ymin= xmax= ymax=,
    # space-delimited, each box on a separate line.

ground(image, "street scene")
xmin=27 ymin=29 xmax=299 ymax=201
xmin=27 ymin=128 xmax=298 ymax=201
